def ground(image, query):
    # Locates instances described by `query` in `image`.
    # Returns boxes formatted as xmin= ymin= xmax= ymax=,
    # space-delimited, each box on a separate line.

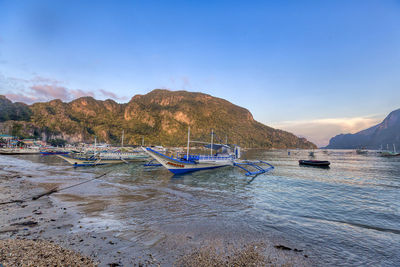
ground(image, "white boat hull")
xmin=0 ymin=148 xmax=40 ymax=155
xmin=58 ymin=153 xmax=148 ymax=166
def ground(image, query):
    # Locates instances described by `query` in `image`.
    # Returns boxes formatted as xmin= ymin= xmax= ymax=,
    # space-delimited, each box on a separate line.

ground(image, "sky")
xmin=0 ymin=0 xmax=399 ymax=146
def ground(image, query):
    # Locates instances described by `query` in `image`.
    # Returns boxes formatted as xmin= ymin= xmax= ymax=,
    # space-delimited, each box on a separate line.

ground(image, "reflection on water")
xmin=1 ymin=150 xmax=400 ymax=266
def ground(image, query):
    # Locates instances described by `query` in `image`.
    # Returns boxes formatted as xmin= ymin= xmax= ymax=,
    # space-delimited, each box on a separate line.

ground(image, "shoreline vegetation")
xmin=0 ymin=165 xmax=311 ymax=266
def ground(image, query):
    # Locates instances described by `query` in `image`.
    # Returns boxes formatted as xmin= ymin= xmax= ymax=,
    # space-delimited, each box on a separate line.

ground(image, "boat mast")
xmin=394 ymin=144 xmax=396 ymax=153
xmin=94 ymin=136 xmax=97 ymax=149
xmin=142 ymin=136 xmax=144 ymax=146
xmin=121 ymin=130 xmax=124 ymax=148
xmin=187 ymin=126 xmax=190 ymax=160
xmin=210 ymin=129 xmax=214 ymax=156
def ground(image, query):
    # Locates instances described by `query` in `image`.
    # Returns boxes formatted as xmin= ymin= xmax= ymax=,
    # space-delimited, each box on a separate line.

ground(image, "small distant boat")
xmin=380 ymin=151 xmax=400 ymax=157
xmin=356 ymin=148 xmax=368 ymax=155
xmin=379 ymin=144 xmax=400 ymax=157
xmin=299 ymin=160 xmax=330 ymax=167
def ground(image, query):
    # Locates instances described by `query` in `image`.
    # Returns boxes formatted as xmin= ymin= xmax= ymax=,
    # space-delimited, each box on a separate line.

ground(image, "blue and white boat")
xmin=144 ymin=128 xmax=274 ymax=176
xmin=144 ymin=144 xmax=239 ymax=174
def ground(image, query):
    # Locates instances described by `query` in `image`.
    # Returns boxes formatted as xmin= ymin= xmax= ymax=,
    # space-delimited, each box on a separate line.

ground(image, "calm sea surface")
xmin=1 ymin=149 xmax=400 ymax=266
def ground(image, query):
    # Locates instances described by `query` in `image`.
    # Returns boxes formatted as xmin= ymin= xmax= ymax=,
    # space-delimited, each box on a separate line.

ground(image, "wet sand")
xmin=0 ymin=166 xmax=311 ymax=266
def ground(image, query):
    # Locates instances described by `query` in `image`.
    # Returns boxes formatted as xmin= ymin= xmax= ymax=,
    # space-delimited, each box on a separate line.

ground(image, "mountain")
xmin=325 ymin=108 xmax=400 ymax=149
xmin=0 ymin=90 xmax=316 ymax=148
xmin=0 ymin=95 xmax=32 ymax=122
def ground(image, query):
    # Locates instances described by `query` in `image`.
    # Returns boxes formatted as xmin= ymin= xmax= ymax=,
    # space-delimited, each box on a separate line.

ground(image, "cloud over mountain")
xmin=1 ymin=73 xmax=125 ymax=103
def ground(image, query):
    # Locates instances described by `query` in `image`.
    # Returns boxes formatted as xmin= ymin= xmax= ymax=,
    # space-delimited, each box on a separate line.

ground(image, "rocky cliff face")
xmin=0 ymin=90 xmax=316 ymax=148
xmin=325 ymin=108 xmax=400 ymax=149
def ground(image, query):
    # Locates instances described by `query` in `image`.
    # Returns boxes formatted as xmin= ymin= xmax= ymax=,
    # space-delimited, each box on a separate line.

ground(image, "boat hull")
xmin=57 ymin=154 xmax=147 ymax=167
xmin=40 ymin=151 xmax=69 ymax=155
xmin=144 ymin=148 xmax=233 ymax=174
xmin=379 ymin=152 xmax=400 ymax=157
xmin=299 ymin=160 xmax=330 ymax=167
xmin=168 ymin=165 xmax=228 ymax=174
xmin=0 ymin=149 xmax=40 ymax=155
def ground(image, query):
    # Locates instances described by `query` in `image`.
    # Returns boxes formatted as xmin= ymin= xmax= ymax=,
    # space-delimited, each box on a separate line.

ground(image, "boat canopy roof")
xmin=204 ymin=143 xmax=231 ymax=150
xmin=189 ymin=140 xmax=234 ymax=151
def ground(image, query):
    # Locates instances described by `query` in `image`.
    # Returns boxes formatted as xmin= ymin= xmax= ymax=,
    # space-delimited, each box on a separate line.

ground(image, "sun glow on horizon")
xmin=270 ymin=115 xmax=384 ymax=147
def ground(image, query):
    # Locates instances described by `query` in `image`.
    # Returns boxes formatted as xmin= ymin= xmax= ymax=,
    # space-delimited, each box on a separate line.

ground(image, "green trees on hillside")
xmin=0 ymin=91 xmax=317 ymax=149
xmin=48 ymin=139 xmax=67 ymax=147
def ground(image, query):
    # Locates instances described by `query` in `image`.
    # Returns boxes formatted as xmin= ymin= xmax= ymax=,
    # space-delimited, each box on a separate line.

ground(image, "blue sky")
xmin=0 ymin=0 xmax=399 ymax=146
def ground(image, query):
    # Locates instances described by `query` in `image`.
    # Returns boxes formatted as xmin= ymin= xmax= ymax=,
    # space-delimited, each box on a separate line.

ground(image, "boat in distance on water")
xmin=356 ymin=148 xmax=368 ymax=155
xmin=379 ymin=144 xmax=400 ymax=157
xmin=299 ymin=160 xmax=330 ymax=167
xmin=380 ymin=151 xmax=400 ymax=157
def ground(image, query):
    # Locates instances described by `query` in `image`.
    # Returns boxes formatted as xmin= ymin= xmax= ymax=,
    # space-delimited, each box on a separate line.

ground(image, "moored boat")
xmin=0 ymin=147 xmax=41 ymax=155
xmin=58 ymin=151 xmax=149 ymax=167
xmin=299 ymin=160 xmax=330 ymax=167
xmin=380 ymin=151 xmax=400 ymax=157
xmin=144 ymin=145 xmax=236 ymax=174
xmin=356 ymin=148 xmax=368 ymax=155
xmin=144 ymin=128 xmax=274 ymax=176
xmin=379 ymin=144 xmax=400 ymax=157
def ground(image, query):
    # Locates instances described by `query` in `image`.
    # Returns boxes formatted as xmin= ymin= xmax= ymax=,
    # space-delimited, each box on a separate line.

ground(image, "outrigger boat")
xmin=0 ymin=147 xmax=41 ymax=155
xmin=299 ymin=160 xmax=330 ymax=167
xmin=58 ymin=150 xmax=149 ymax=167
xmin=144 ymin=128 xmax=274 ymax=177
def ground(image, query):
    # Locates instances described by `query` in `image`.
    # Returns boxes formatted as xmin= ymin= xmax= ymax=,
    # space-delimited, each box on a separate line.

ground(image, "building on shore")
xmin=0 ymin=134 xmax=14 ymax=141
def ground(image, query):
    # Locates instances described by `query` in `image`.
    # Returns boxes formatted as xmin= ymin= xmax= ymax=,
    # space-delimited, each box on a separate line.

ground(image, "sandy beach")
xmin=0 ymin=162 xmax=311 ymax=266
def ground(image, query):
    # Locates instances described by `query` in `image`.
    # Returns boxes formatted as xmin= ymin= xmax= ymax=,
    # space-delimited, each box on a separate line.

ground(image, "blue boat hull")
xmin=168 ymin=165 xmax=227 ymax=174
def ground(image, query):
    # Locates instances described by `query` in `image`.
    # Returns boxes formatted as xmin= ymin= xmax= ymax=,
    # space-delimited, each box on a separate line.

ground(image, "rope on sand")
xmin=0 ymin=170 xmax=112 ymax=205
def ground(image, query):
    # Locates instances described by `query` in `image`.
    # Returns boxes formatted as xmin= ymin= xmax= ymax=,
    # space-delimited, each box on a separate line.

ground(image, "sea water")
xmin=1 ymin=150 xmax=399 ymax=266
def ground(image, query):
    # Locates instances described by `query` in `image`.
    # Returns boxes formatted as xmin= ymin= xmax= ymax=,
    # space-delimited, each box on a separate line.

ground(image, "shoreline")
xmin=0 ymin=168 xmax=149 ymax=266
xmin=1 ymin=164 xmax=312 ymax=266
